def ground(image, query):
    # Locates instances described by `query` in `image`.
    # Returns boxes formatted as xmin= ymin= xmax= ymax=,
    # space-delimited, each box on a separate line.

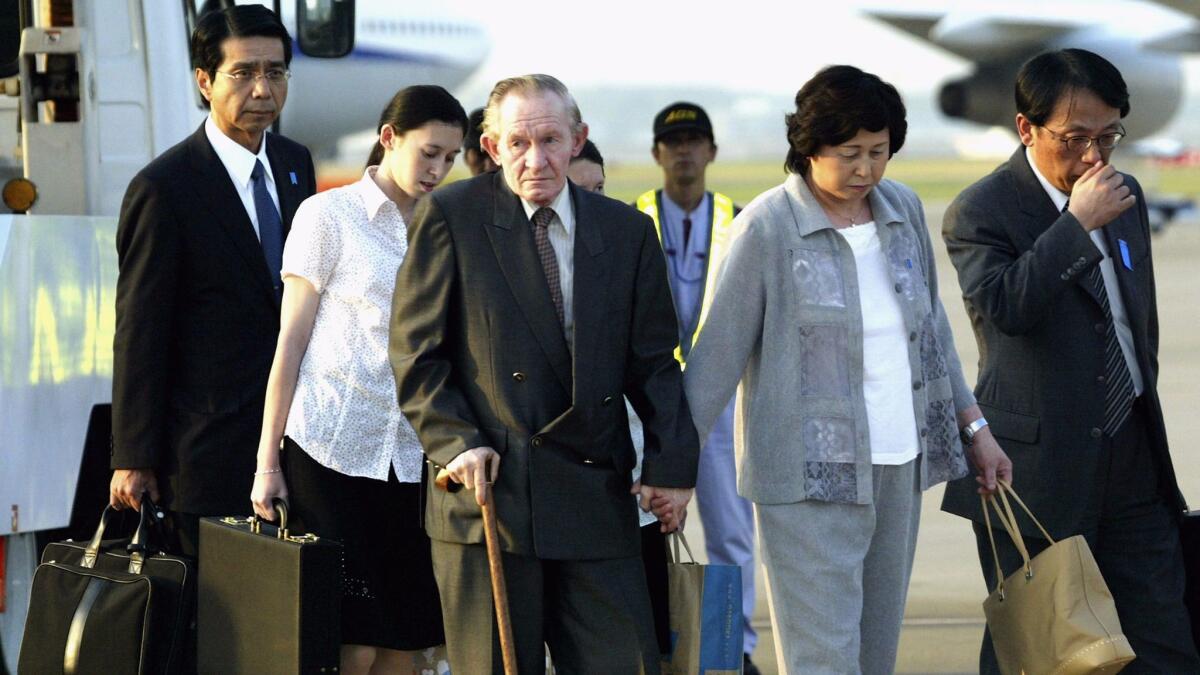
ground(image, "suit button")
xmin=1090 ymin=427 xmax=1103 ymax=439
xmin=1060 ymin=273 xmax=1070 ymax=281
xmin=1094 ymin=323 xmax=1105 ymax=334
xmin=920 ymin=427 xmax=928 ymax=437
xmin=912 ymin=381 xmax=923 ymax=391
xmin=1077 ymin=257 xmax=1087 ymax=264
xmin=602 ymin=396 xmax=613 ymax=406
xmin=909 ymin=331 xmax=918 ymax=342
xmin=894 ymin=283 xmax=903 ymax=293
xmin=1097 ymin=375 xmax=1106 ymax=385
xmin=512 ymin=372 xmax=526 ymax=382
xmin=531 ymin=436 xmax=543 ymax=448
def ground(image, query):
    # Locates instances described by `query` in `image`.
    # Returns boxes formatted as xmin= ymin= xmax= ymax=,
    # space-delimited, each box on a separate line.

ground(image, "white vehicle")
xmin=0 ymin=2 xmax=484 ymax=669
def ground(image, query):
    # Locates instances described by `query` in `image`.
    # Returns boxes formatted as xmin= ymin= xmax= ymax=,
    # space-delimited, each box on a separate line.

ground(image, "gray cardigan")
xmin=684 ymin=174 xmax=975 ymax=505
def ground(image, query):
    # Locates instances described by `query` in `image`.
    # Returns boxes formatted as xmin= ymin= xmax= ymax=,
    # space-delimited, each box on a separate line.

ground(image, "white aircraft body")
xmin=864 ymin=0 xmax=1200 ymax=140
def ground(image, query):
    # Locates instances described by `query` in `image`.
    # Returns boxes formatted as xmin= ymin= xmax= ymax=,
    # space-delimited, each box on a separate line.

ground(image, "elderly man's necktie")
xmin=251 ymin=160 xmax=283 ymax=301
xmin=532 ymin=207 xmax=564 ymax=326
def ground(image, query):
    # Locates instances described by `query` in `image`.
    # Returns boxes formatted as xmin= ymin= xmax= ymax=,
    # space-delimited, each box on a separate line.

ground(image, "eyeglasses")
xmin=1040 ymin=125 xmax=1125 ymax=153
xmin=215 ymin=68 xmax=291 ymax=87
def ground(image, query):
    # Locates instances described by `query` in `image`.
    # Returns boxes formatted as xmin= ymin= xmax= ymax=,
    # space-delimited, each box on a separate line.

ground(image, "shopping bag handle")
xmin=981 ymin=480 xmax=1056 ymax=599
xmin=666 ymin=531 xmax=698 ymax=565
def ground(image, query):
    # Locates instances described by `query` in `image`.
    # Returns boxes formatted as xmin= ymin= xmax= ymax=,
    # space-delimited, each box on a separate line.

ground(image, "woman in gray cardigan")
xmin=683 ymin=66 xmax=1012 ymax=675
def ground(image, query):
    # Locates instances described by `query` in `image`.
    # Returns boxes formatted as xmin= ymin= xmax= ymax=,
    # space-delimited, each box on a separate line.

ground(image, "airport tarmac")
xmin=679 ymin=203 xmax=1200 ymax=675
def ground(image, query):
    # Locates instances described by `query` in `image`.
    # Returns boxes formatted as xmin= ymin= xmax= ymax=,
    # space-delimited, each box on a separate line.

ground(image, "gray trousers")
xmin=755 ymin=459 xmax=921 ymax=675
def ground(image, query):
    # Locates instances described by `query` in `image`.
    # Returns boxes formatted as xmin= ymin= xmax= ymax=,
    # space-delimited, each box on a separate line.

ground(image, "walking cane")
xmin=436 ymin=458 xmax=518 ymax=675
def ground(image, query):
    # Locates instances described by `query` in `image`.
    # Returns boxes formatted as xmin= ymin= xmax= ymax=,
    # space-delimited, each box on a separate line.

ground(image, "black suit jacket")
xmin=112 ymin=123 xmax=316 ymax=514
xmin=941 ymin=146 xmax=1185 ymax=539
xmin=390 ymin=172 xmax=699 ymax=560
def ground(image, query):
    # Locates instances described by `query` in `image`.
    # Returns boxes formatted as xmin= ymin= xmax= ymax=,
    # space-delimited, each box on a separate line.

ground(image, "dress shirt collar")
xmin=205 ymin=115 xmax=273 ymax=190
xmin=1025 ymin=146 xmax=1070 ymax=213
xmin=520 ymin=184 xmax=574 ymax=236
xmin=661 ymin=190 xmax=710 ymax=225
xmin=356 ymin=167 xmax=397 ymax=222
xmin=783 ymin=173 xmax=905 ymax=238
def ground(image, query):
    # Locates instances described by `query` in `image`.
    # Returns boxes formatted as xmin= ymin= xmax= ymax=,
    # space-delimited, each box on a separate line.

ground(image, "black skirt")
xmin=283 ymin=437 xmax=445 ymax=650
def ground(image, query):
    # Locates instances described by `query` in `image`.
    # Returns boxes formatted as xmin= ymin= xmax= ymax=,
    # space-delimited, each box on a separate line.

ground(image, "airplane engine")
xmin=937 ymin=36 xmax=1182 ymax=141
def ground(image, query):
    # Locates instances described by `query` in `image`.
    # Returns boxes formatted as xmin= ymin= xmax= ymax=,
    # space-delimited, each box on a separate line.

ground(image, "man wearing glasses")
xmin=941 ymin=49 xmax=1199 ymax=673
xmin=110 ymin=4 xmax=316 ymax=557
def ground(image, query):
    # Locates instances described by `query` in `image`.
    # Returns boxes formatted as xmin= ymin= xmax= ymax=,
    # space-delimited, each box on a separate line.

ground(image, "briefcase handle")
xmin=82 ymin=495 xmax=166 ymax=572
xmin=250 ymin=498 xmax=291 ymax=538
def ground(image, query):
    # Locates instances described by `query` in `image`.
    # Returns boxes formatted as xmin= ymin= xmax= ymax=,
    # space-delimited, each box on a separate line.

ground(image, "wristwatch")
xmin=961 ymin=417 xmax=989 ymax=445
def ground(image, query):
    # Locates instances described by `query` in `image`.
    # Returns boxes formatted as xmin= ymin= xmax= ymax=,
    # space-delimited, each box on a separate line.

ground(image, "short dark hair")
xmin=365 ymin=85 xmax=468 ymax=168
xmin=784 ymin=65 xmax=907 ymax=175
xmin=573 ymin=139 xmax=604 ymax=168
xmin=191 ymin=5 xmax=292 ymax=108
xmin=1015 ymin=49 xmax=1130 ymax=126
xmin=464 ymin=107 xmax=485 ymax=153
xmin=191 ymin=4 xmax=292 ymax=75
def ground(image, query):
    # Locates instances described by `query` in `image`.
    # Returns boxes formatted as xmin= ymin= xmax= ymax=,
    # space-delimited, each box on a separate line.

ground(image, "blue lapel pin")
xmin=905 ymin=258 xmax=913 ymax=269
xmin=1118 ymin=239 xmax=1132 ymax=271
xmin=289 ymin=171 xmax=298 ymax=185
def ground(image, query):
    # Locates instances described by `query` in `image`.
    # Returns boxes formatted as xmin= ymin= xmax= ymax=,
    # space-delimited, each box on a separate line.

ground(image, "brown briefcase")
xmin=197 ymin=502 xmax=342 ymax=674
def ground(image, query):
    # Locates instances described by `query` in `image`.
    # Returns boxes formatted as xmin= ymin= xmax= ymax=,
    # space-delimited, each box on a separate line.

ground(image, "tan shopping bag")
xmin=660 ymin=532 xmax=743 ymax=675
xmin=982 ymin=481 xmax=1136 ymax=675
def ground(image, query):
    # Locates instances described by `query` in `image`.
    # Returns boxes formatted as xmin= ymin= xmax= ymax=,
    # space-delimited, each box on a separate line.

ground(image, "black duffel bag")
xmin=198 ymin=500 xmax=341 ymax=674
xmin=18 ymin=500 xmax=194 ymax=674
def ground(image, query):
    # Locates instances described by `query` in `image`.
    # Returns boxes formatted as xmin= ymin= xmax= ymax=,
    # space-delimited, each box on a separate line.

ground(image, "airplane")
xmin=862 ymin=0 xmax=1200 ymax=141
xmin=275 ymin=0 xmax=490 ymax=155
xmin=863 ymin=0 xmax=1200 ymax=230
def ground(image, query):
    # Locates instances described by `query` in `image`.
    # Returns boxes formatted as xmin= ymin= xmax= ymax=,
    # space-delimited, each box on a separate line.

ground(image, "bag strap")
xmin=82 ymin=506 xmax=116 ymax=569
xmin=666 ymin=531 xmax=697 ymax=565
xmin=980 ymin=494 xmax=1008 ymax=598
xmin=996 ymin=480 xmax=1055 ymax=543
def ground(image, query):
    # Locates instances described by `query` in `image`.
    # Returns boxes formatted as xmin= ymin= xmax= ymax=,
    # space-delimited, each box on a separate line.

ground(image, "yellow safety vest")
xmin=635 ymin=189 xmax=736 ymax=365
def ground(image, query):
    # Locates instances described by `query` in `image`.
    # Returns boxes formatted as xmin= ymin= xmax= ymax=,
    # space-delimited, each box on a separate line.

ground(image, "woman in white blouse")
xmin=251 ymin=85 xmax=466 ymax=675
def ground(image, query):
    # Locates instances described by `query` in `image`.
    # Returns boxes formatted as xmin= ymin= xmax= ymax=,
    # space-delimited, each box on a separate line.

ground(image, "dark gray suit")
xmin=390 ymin=171 xmax=699 ymax=673
xmin=941 ymin=146 xmax=1198 ymax=672
xmin=113 ymin=124 xmax=315 ymax=522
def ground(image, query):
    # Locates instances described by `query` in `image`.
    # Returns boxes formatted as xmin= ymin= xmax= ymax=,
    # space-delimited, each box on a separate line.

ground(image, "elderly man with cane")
xmin=390 ymin=73 xmax=700 ymax=674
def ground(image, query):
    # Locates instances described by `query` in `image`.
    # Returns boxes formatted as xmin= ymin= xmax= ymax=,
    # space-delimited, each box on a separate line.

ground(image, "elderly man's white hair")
xmin=481 ymin=74 xmax=584 ymax=140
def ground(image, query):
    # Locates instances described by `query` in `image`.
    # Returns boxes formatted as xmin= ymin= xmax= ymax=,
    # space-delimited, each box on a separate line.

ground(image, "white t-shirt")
xmin=838 ymin=222 xmax=921 ymax=465
xmin=280 ymin=168 xmax=424 ymax=482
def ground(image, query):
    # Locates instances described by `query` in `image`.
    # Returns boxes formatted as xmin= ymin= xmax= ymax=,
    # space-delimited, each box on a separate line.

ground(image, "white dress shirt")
xmin=280 ymin=168 xmax=424 ymax=482
xmin=205 ymin=116 xmax=280 ymax=239
xmin=521 ymin=186 xmax=576 ymax=350
xmin=838 ymin=221 xmax=921 ymax=465
xmin=1025 ymin=148 xmax=1144 ymax=395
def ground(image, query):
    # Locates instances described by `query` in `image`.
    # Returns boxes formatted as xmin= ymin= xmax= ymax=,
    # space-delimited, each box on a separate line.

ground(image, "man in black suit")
xmin=941 ymin=49 xmax=1199 ymax=673
xmin=109 ymin=5 xmax=316 ymax=556
xmin=390 ymin=74 xmax=699 ymax=674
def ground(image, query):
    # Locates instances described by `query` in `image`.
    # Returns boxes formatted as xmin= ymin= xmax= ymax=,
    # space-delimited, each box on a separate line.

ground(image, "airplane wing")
xmin=864 ymin=8 xmax=1080 ymax=62
xmin=1145 ymin=0 xmax=1200 ymax=51
xmin=1150 ymin=0 xmax=1200 ymax=20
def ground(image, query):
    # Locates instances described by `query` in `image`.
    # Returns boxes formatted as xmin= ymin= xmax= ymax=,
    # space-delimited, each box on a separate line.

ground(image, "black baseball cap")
xmin=653 ymin=102 xmax=714 ymax=143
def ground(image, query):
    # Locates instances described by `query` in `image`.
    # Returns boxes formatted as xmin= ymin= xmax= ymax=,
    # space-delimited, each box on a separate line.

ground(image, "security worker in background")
xmin=635 ymin=102 xmax=760 ymax=675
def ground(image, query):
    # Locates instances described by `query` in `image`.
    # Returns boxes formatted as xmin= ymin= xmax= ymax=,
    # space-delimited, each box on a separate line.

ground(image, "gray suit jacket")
xmin=941 ymin=146 xmax=1185 ymax=539
xmin=389 ymin=172 xmax=699 ymax=560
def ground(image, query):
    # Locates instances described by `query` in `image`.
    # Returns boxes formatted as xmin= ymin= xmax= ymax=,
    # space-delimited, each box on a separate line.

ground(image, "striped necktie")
xmin=1068 ymin=201 xmax=1136 ymax=435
